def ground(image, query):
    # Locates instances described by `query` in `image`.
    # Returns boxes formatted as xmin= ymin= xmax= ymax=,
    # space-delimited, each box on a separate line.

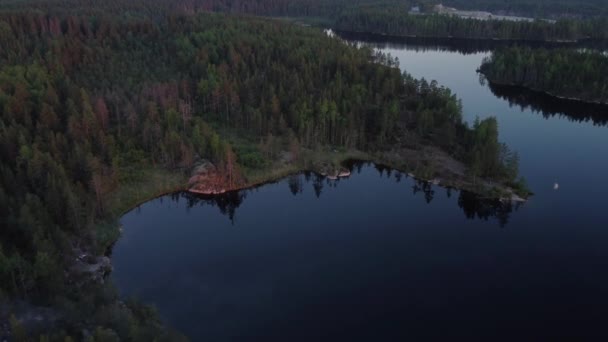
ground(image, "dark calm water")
xmin=112 ymin=35 xmax=608 ymax=340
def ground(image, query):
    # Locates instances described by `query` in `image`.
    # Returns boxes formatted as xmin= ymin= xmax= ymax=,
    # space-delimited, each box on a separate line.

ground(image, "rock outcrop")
xmin=70 ymin=255 xmax=112 ymax=285
xmin=188 ymin=160 xmax=229 ymax=195
xmin=316 ymin=162 xmax=351 ymax=180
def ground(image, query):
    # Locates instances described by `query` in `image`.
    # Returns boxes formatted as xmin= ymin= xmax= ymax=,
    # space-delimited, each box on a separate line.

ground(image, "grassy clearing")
xmin=242 ymin=162 xmax=301 ymax=186
xmin=105 ymin=168 xmax=188 ymax=219
xmin=94 ymin=168 xmax=187 ymax=253
xmin=241 ymin=148 xmax=371 ymax=185
xmin=301 ymin=148 xmax=371 ymax=167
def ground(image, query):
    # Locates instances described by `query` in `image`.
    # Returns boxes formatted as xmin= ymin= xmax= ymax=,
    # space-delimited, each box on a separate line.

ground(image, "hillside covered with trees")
xmin=479 ymin=47 xmax=608 ymax=104
xmin=0 ymin=2 xmax=528 ymax=340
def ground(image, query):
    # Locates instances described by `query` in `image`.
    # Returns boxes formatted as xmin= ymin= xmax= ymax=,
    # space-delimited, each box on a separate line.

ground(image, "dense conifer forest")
xmin=5 ymin=0 xmax=608 ymax=19
xmin=0 ymin=3 xmax=528 ymax=338
xmin=479 ymin=47 xmax=608 ymax=104
xmin=4 ymin=0 xmax=608 ymax=41
xmin=334 ymin=7 xmax=608 ymax=42
xmin=437 ymin=0 xmax=608 ymax=19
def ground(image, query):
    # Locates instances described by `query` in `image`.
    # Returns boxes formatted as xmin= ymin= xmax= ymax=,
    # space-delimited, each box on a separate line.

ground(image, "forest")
xmin=4 ymin=0 xmax=608 ymax=41
xmin=479 ymin=47 xmax=608 ymax=104
xmin=435 ymin=0 xmax=608 ymax=19
xmin=0 ymin=2 xmax=526 ymax=341
xmin=334 ymin=7 xmax=608 ymax=42
xmin=5 ymin=0 xmax=608 ymax=19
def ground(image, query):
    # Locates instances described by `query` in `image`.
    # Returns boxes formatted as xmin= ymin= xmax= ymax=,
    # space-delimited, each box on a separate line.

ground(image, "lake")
xmin=112 ymin=34 xmax=608 ymax=340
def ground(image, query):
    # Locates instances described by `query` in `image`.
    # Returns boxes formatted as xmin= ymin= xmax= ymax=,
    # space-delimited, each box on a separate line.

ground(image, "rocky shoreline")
xmin=188 ymin=158 xmax=353 ymax=195
xmin=187 ymin=148 xmax=529 ymax=203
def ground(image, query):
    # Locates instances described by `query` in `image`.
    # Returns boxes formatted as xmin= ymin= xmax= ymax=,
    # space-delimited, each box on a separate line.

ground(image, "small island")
xmin=479 ymin=47 xmax=608 ymax=105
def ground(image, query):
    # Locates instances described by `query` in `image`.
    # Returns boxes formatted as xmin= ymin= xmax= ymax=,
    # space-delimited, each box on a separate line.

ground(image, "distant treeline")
xmin=4 ymin=0 xmax=608 ymax=42
xmin=5 ymin=0 xmax=608 ymax=19
xmin=479 ymin=47 xmax=608 ymax=104
xmin=437 ymin=0 xmax=608 ymax=19
xmin=334 ymin=7 xmax=608 ymax=42
xmin=0 ymin=0 xmax=361 ymax=18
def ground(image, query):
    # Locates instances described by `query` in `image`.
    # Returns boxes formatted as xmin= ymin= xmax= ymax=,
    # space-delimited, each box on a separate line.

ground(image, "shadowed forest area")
xmin=480 ymin=47 xmax=608 ymax=104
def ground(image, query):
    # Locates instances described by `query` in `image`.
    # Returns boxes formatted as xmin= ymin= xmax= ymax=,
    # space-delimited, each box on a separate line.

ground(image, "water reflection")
xmin=114 ymin=33 xmax=608 ymax=342
xmin=458 ymin=191 xmax=520 ymax=227
xmin=486 ymin=82 xmax=608 ymax=126
xmin=175 ymin=162 xmax=519 ymax=227
xmin=340 ymin=30 xmax=608 ymax=126
xmin=335 ymin=30 xmax=598 ymax=55
xmin=180 ymin=190 xmax=247 ymax=222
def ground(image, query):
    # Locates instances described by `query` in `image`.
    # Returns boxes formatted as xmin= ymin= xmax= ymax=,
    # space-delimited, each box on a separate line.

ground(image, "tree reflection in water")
xmin=180 ymin=190 xmax=247 ymax=223
xmin=335 ymin=30 xmax=600 ymax=55
xmin=487 ymin=82 xmax=608 ymax=127
xmin=175 ymin=161 xmax=520 ymax=227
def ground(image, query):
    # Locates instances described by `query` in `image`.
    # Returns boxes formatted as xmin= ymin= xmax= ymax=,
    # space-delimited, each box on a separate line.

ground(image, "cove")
xmin=113 ymin=164 xmax=522 ymax=341
xmin=112 ymin=34 xmax=608 ymax=340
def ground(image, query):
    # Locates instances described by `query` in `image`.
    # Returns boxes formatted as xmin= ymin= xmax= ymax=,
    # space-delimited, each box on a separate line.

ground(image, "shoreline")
xmin=109 ymin=153 xmax=526 ymax=221
xmin=90 ymin=147 xmax=529 ymax=339
xmin=478 ymin=71 xmax=608 ymax=106
xmin=114 ymin=148 xmax=528 ymax=218
xmin=97 ymin=147 xmax=530 ymax=257
xmin=333 ymin=29 xmax=584 ymax=45
xmin=187 ymin=160 xmax=527 ymax=202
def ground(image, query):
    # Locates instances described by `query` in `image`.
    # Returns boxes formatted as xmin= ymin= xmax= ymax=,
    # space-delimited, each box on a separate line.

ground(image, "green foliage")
xmin=10 ymin=314 xmax=28 ymax=342
xmin=92 ymin=327 xmax=120 ymax=342
xmin=4 ymin=0 xmax=608 ymax=21
xmin=94 ymin=222 xmax=121 ymax=255
xmin=512 ymin=176 xmax=531 ymax=197
xmin=436 ymin=0 xmax=608 ymax=19
xmin=334 ymin=8 xmax=608 ymax=41
xmin=235 ymin=144 xmax=269 ymax=170
xmin=0 ymin=6 xmax=390 ymax=302
xmin=480 ymin=47 xmax=608 ymax=103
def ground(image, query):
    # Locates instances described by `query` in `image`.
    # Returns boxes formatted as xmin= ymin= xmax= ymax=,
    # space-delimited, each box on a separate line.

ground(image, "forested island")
xmin=488 ymin=83 xmax=608 ymax=126
xmin=333 ymin=7 xmax=608 ymax=42
xmin=0 ymin=2 xmax=534 ymax=338
xmin=479 ymin=47 xmax=608 ymax=104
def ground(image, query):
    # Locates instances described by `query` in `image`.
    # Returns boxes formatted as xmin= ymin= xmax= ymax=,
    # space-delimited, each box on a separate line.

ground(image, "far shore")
xmin=478 ymin=71 xmax=608 ymax=106
xmin=332 ymin=29 xmax=584 ymax=45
